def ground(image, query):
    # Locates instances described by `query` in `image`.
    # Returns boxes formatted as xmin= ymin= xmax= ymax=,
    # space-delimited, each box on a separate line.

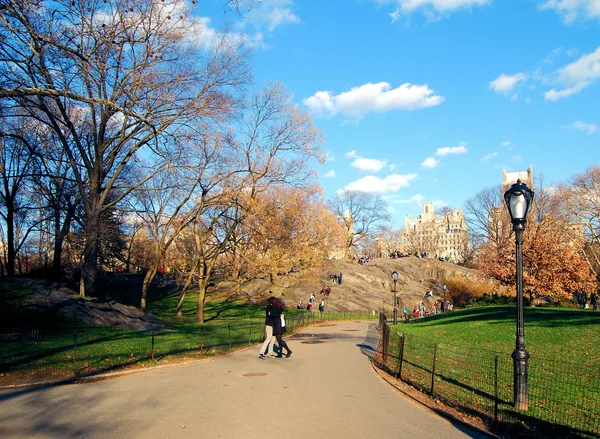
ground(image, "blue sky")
xmin=200 ymin=0 xmax=599 ymax=227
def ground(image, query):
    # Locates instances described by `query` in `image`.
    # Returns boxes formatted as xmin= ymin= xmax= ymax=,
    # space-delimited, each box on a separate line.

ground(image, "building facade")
xmin=402 ymin=202 xmax=470 ymax=262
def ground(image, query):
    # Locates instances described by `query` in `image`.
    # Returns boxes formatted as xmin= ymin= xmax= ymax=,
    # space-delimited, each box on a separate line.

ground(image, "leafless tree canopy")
xmin=329 ymin=191 xmax=391 ymax=256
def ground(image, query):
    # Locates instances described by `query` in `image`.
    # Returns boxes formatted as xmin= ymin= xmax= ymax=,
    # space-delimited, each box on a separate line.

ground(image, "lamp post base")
xmin=512 ymin=347 xmax=530 ymax=411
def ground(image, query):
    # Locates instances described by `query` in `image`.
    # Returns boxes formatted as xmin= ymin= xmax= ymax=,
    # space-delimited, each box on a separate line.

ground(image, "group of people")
xmin=259 ymin=296 xmax=292 ymax=359
xmin=301 ymin=293 xmax=325 ymax=313
xmin=407 ymin=300 xmax=453 ymax=319
xmin=352 ymin=256 xmax=370 ymax=265
xmin=329 ymin=272 xmax=343 ymax=284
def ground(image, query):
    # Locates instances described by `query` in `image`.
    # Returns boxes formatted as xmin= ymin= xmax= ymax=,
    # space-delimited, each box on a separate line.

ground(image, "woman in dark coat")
xmin=258 ymin=297 xmax=276 ymax=359
xmin=270 ymin=297 xmax=292 ymax=358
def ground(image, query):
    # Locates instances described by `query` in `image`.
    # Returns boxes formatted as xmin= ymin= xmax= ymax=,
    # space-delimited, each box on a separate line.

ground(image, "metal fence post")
xmin=382 ymin=323 xmax=389 ymax=363
xmin=200 ymin=325 xmax=204 ymax=355
xmin=151 ymin=330 xmax=155 ymax=361
xmin=397 ymin=334 xmax=405 ymax=379
xmin=431 ymin=342 xmax=437 ymax=395
xmin=494 ymin=355 xmax=499 ymax=423
xmin=73 ymin=330 xmax=78 ymax=363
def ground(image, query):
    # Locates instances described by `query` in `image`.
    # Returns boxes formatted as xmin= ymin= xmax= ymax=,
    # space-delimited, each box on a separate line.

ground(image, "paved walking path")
xmin=0 ymin=321 xmax=489 ymax=438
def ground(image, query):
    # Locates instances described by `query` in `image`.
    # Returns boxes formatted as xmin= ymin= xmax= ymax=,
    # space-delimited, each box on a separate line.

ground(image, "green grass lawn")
xmin=384 ymin=306 xmax=600 ymax=437
xmin=390 ymin=305 xmax=600 ymax=365
xmin=0 ymin=287 xmax=374 ymax=386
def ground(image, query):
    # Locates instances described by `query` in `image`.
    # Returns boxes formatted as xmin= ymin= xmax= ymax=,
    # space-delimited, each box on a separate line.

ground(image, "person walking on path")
xmin=259 ymin=296 xmax=276 ymax=359
xmin=319 ymin=299 xmax=325 ymax=316
xmin=338 ymin=272 xmax=343 ymax=285
xmin=270 ymin=297 xmax=292 ymax=358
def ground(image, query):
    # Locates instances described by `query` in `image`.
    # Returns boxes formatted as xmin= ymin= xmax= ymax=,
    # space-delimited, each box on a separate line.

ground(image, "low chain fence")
xmin=0 ymin=311 xmax=375 ymax=387
xmin=374 ymin=315 xmax=600 ymax=438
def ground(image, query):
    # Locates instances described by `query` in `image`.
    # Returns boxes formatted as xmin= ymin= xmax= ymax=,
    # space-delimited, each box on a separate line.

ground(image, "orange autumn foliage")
xmin=476 ymin=219 xmax=596 ymax=302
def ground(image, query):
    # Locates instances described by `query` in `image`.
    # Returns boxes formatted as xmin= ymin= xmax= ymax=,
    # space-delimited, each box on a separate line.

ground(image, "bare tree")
xmin=463 ymin=184 xmax=510 ymax=248
xmin=185 ymin=82 xmax=323 ymax=323
xmin=329 ymin=191 xmax=390 ymax=257
xmin=0 ymin=0 xmax=249 ymax=295
xmin=0 ymin=130 xmax=38 ymax=276
xmin=557 ymin=165 xmax=600 ymax=278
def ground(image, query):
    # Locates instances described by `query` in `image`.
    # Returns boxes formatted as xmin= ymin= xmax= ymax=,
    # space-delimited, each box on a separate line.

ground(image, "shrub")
xmin=470 ymin=292 xmax=515 ymax=306
xmin=444 ymin=277 xmax=495 ymax=307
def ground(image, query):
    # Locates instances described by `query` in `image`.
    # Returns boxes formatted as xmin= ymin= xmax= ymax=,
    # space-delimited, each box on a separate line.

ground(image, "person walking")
xmin=271 ymin=297 xmax=292 ymax=358
xmin=338 ymin=272 xmax=343 ymax=285
xmin=258 ymin=296 xmax=276 ymax=359
xmin=319 ymin=299 xmax=325 ymax=316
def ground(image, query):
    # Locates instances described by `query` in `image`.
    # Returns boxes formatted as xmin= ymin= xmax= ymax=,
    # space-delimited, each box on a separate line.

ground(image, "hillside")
xmin=220 ymin=256 xmax=490 ymax=314
xmin=0 ymin=257 xmax=491 ymax=330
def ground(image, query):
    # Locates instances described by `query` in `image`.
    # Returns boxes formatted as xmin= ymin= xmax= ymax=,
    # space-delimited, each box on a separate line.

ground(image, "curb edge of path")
xmin=0 ymin=323 xmax=323 ymax=391
xmin=370 ymin=359 xmax=499 ymax=439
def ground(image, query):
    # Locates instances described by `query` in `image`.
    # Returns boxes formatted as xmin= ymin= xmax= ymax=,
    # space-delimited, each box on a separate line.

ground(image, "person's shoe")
xmin=286 ymin=351 xmax=292 ymax=358
xmin=259 ymin=354 xmax=267 ymax=359
xmin=276 ymin=353 xmax=283 ymax=358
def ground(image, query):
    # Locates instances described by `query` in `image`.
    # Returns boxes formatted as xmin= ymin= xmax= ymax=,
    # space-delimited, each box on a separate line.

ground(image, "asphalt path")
xmin=0 ymin=320 xmax=490 ymax=438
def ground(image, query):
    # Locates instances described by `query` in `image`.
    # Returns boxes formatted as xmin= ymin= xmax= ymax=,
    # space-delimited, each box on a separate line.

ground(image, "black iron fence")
xmin=0 ymin=311 xmax=375 ymax=387
xmin=374 ymin=315 xmax=600 ymax=438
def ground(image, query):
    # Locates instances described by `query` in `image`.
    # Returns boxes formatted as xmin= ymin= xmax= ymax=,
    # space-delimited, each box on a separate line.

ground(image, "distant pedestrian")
xmin=319 ymin=299 xmax=325 ymax=314
xmin=403 ymin=305 xmax=409 ymax=323
xmin=338 ymin=272 xmax=343 ymax=285
xmin=259 ymin=296 xmax=276 ymax=359
xmin=270 ymin=297 xmax=292 ymax=358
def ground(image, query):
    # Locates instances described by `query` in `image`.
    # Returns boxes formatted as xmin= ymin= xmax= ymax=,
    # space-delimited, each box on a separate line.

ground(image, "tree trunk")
xmin=196 ymin=259 xmax=209 ymax=324
xmin=5 ymin=202 xmax=15 ymax=277
xmin=80 ymin=212 xmax=100 ymax=297
xmin=81 ymin=233 xmax=99 ymax=297
xmin=176 ymin=267 xmax=196 ymax=317
xmin=141 ymin=263 xmax=158 ymax=310
xmin=52 ymin=204 xmax=75 ymax=280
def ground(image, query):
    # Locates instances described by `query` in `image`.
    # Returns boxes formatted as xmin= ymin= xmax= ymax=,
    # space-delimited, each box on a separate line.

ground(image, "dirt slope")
xmin=229 ymin=256 xmax=488 ymax=314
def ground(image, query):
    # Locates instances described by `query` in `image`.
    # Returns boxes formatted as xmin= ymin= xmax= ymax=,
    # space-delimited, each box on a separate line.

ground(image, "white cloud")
xmin=513 ymin=155 xmax=523 ymax=162
xmin=489 ymin=73 xmax=527 ymax=94
xmin=345 ymin=150 xmax=358 ymax=158
xmin=393 ymin=194 xmax=426 ymax=205
xmin=501 ymin=141 xmax=512 ymax=147
xmin=189 ymin=17 xmax=264 ymax=50
xmin=343 ymin=173 xmax=418 ymax=193
xmin=303 ymin=82 xmax=444 ymax=118
xmin=545 ymin=47 xmax=600 ymax=101
xmin=544 ymin=85 xmax=586 ymax=101
xmin=482 ymin=152 xmax=498 ymax=162
xmin=384 ymin=0 xmax=490 ymax=19
xmin=435 ymin=142 xmax=468 ymax=156
xmin=242 ymin=0 xmax=300 ymax=32
xmin=421 ymin=157 xmax=439 ymax=168
xmin=322 ymin=169 xmax=336 ymax=178
xmin=325 ymin=151 xmax=336 ymax=162
xmin=351 ymin=157 xmax=388 ymax=172
xmin=568 ymin=120 xmax=598 ymax=134
xmin=540 ymin=0 xmax=600 ymax=23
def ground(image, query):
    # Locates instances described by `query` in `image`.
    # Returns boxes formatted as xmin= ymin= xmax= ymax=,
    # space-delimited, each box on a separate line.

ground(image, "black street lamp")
xmin=504 ymin=178 xmax=534 ymax=411
xmin=392 ymin=271 xmax=399 ymax=324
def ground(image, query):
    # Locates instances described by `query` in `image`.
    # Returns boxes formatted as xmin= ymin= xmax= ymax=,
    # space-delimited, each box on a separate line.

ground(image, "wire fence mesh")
xmin=374 ymin=316 xmax=600 ymax=438
xmin=0 ymin=311 xmax=376 ymax=387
